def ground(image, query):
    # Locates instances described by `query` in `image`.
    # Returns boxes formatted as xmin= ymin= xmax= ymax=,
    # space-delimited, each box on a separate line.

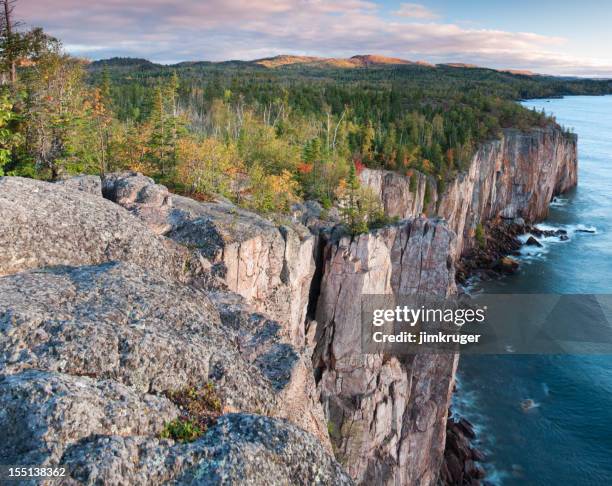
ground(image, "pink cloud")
xmin=393 ymin=3 xmax=438 ymax=20
xmin=16 ymin=0 xmax=612 ymax=76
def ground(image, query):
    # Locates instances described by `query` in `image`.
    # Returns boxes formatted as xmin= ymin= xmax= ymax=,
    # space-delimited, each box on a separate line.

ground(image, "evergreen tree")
xmin=340 ymin=162 xmax=368 ymax=234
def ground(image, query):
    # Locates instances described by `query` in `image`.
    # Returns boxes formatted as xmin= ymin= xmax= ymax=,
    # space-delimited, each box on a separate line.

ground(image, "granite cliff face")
xmin=362 ymin=126 xmax=578 ymax=254
xmin=312 ymin=219 xmax=458 ymax=485
xmin=319 ymin=125 xmax=578 ymax=484
xmin=102 ymin=172 xmax=316 ymax=346
xmin=0 ymin=124 xmax=577 ymax=485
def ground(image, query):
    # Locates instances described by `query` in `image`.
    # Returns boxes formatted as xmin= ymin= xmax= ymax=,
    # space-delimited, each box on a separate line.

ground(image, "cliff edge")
xmin=0 ymin=124 xmax=577 ymax=485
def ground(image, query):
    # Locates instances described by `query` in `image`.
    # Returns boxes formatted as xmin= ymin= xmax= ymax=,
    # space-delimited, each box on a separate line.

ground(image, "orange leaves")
xmin=297 ymin=162 xmax=313 ymax=174
xmin=354 ymin=159 xmax=365 ymax=174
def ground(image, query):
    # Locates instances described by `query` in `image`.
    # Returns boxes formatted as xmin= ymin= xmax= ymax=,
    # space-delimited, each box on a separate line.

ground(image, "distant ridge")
xmin=90 ymin=57 xmax=157 ymax=68
xmin=88 ymin=54 xmax=541 ymax=76
xmin=442 ymin=62 xmax=480 ymax=69
xmin=253 ymin=54 xmax=434 ymax=68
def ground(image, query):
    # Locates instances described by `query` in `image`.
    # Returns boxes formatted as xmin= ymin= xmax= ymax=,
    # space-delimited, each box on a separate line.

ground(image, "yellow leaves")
xmin=268 ymin=170 xmax=300 ymax=203
xmin=175 ymin=137 xmax=243 ymax=198
xmin=334 ymin=178 xmax=348 ymax=200
xmin=244 ymin=163 xmax=300 ymax=214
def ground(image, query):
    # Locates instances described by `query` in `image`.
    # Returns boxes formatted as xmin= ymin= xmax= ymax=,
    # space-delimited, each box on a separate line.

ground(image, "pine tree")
xmin=340 ymin=162 xmax=368 ymax=234
xmin=361 ymin=121 xmax=375 ymax=163
xmin=148 ymin=74 xmax=185 ymax=177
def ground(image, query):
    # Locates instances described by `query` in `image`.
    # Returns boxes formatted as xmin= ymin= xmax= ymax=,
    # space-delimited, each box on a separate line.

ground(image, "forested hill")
xmin=4 ymin=43 xmax=611 ymax=232
xmin=89 ymin=54 xmax=612 ymax=102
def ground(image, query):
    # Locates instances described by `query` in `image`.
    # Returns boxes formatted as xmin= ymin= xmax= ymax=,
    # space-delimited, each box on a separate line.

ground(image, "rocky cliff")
xmin=0 ymin=124 xmax=577 ymax=486
xmin=0 ymin=177 xmax=346 ymax=484
xmin=318 ymin=125 xmax=578 ymax=484
xmin=362 ymin=126 xmax=578 ymax=255
xmin=312 ymin=219 xmax=459 ymax=485
xmin=101 ymin=171 xmax=316 ymax=346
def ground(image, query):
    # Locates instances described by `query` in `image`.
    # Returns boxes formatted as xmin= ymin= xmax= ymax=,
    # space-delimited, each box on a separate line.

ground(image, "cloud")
xmin=393 ymin=3 xmax=438 ymax=20
xmin=16 ymin=0 xmax=612 ymax=76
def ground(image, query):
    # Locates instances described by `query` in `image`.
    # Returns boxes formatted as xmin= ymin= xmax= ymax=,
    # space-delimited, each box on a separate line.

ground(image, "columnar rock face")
xmin=102 ymin=173 xmax=316 ymax=345
xmin=439 ymin=126 xmax=577 ymax=253
xmin=361 ymin=126 xmax=578 ymax=255
xmin=344 ymin=125 xmax=577 ymax=484
xmin=313 ymin=219 xmax=458 ymax=485
xmin=360 ymin=168 xmax=437 ymax=218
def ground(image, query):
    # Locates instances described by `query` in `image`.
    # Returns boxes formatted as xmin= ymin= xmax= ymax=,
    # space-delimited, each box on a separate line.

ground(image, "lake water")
xmin=456 ymin=96 xmax=612 ymax=485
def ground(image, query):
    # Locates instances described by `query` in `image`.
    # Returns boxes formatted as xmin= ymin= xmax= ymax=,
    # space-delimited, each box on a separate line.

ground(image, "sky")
xmin=18 ymin=0 xmax=612 ymax=76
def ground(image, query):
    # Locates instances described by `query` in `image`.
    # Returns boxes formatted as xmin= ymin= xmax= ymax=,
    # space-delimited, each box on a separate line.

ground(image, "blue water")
xmin=457 ymin=96 xmax=612 ymax=485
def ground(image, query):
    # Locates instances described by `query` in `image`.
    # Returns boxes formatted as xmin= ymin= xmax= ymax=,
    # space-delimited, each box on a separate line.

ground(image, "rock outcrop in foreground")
xmin=0 ymin=177 xmax=188 ymax=279
xmin=0 ymin=177 xmax=344 ymax=485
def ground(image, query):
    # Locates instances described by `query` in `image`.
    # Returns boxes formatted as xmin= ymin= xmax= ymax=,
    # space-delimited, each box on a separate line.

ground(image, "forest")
xmin=2 ymin=1 xmax=611 ymax=231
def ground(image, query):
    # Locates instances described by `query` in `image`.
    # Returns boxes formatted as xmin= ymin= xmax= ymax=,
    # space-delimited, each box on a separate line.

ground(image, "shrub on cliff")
xmin=475 ymin=223 xmax=486 ymax=248
xmin=160 ymin=418 xmax=204 ymax=443
xmin=161 ymin=383 xmax=223 ymax=442
xmin=338 ymin=162 xmax=396 ymax=235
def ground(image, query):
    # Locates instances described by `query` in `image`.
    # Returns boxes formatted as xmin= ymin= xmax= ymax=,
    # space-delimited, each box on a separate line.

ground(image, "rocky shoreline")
xmin=440 ymin=413 xmax=487 ymax=486
xmin=456 ymin=219 xmax=571 ymax=285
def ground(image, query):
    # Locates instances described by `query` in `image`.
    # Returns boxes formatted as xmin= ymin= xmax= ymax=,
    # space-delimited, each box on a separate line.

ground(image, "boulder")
xmin=62 ymin=415 xmax=353 ymax=486
xmin=55 ymin=175 xmax=102 ymax=196
xmin=0 ymin=370 xmax=179 ymax=465
xmin=102 ymin=171 xmax=173 ymax=234
xmin=0 ymin=262 xmax=277 ymax=414
xmin=495 ymin=256 xmax=519 ymax=274
xmin=525 ymin=236 xmax=543 ymax=247
xmin=102 ymin=173 xmax=316 ymax=345
xmin=0 ymin=372 xmax=351 ymax=484
xmin=0 ymin=177 xmax=188 ymax=280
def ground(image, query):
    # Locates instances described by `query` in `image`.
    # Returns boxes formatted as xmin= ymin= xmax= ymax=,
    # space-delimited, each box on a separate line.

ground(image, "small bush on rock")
xmin=161 ymin=383 xmax=223 ymax=442
xmin=475 ymin=223 xmax=486 ymax=249
xmin=160 ymin=418 xmax=203 ymax=443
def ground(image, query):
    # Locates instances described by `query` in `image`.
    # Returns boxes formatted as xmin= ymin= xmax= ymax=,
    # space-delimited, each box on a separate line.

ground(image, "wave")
xmin=452 ymin=374 xmax=508 ymax=485
xmin=550 ymin=196 xmax=569 ymax=208
xmin=534 ymin=223 xmax=598 ymax=235
xmin=515 ymin=223 xmax=598 ymax=263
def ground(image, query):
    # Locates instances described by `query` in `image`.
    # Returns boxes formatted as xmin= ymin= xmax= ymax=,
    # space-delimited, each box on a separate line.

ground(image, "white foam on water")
xmin=515 ymin=223 xmax=599 ymax=264
xmin=516 ymin=233 xmax=551 ymax=262
xmin=452 ymin=375 xmax=510 ymax=484
xmin=550 ymin=196 xmax=569 ymax=208
xmin=534 ymin=223 xmax=598 ymax=235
